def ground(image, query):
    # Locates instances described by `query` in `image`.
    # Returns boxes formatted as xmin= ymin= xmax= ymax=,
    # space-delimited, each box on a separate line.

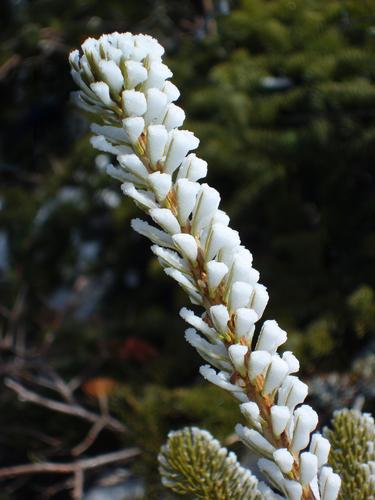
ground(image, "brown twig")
xmin=71 ymin=417 xmax=107 ymax=456
xmin=0 ymin=448 xmax=139 ymax=499
xmin=4 ymin=426 xmax=62 ymax=449
xmin=0 ymin=447 xmax=140 ymax=478
xmin=27 ymin=367 xmax=77 ymax=404
xmin=41 ymin=476 xmax=75 ymax=499
xmin=5 ymin=378 xmax=126 ymax=434
xmin=0 ymin=54 xmax=22 ymax=80
xmin=72 ymin=469 xmax=84 ymax=500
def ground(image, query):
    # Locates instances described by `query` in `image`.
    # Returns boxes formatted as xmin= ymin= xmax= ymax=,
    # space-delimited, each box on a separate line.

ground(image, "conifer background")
xmin=0 ymin=1 xmax=374 ymax=497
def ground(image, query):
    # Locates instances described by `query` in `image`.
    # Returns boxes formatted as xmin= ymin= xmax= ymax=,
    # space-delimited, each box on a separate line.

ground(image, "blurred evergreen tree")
xmin=173 ymin=0 xmax=375 ymax=368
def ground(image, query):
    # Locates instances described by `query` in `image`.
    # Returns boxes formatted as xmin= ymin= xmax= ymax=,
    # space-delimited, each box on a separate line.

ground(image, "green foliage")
xmin=181 ymin=0 xmax=375 ymax=368
xmin=111 ymin=383 xmax=240 ymax=497
xmin=324 ymin=409 xmax=375 ymax=499
xmin=159 ymin=426 xmax=262 ymax=499
xmin=348 ymin=285 xmax=375 ymax=338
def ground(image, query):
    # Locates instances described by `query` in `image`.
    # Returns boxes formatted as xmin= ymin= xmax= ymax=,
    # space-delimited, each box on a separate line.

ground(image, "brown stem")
xmin=5 ymin=378 xmax=126 ymax=434
xmin=0 ymin=448 xmax=140 ymax=479
xmin=72 ymin=470 xmax=83 ymax=500
xmin=71 ymin=417 xmax=107 ymax=456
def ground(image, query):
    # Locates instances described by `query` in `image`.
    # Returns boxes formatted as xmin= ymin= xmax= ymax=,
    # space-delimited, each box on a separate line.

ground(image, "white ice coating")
xmin=70 ymin=32 xmax=340 ymax=500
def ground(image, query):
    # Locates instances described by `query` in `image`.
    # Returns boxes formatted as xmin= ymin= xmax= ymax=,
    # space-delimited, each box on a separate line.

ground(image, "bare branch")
xmin=72 ymin=469 xmax=83 ymax=500
xmin=5 ymin=426 xmax=62 ymax=448
xmin=71 ymin=418 xmax=106 ymax=456
xmin=0 ymin=447 xmax=140 ymax=478
xmin=0 ymin=54 xmax=22 ymax=80
xmin=26 ymin=367 xmax=77 ymax=404
xmin=41 ymin=476 xmax=74 ymax=499
xmin=5 ymin=378 xmax=126 ymax=434
xmin=67 ymin=375 xmax=84 ymax=394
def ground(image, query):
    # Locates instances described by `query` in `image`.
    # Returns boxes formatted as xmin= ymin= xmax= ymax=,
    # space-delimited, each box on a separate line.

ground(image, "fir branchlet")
xmin=324 ymin=409 xmax=375 ymax=500
xmin=159 ymin=426 xmax=262 ymax=499
xmin=69 ymin=32 xmax=342 ymax=499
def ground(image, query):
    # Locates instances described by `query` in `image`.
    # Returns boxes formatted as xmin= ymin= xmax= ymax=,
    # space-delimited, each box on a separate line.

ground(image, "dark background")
xmin=0 ymin=0 xmax=374 ymax=498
